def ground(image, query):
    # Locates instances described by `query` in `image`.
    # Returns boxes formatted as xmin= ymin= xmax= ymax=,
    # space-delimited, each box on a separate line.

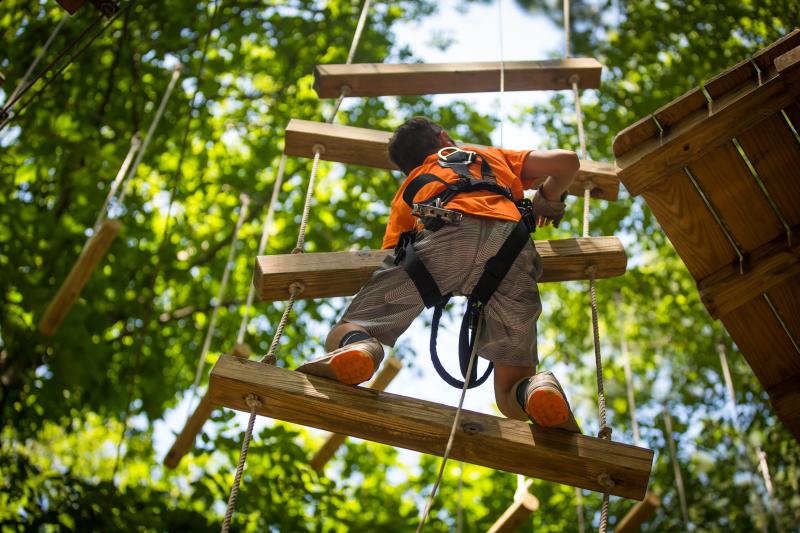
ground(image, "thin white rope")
xmin=616 ymin=290 xmax=640 ymax=443
xmin=236 ymin=155 xmax=287 ymax=345
xmin=497 ymin=0 xmax=505 ymax=147
xmin=575 ymin=487 xmax=585 ymax=533
xmin=116 ymin=65 xmax=183 ymax=208
xmin=6 ymin=15 xmax=69 ymax=109
xmin=221 ymin=394 xmax=261 ymax=533
xmin=292 ymin=148 xmax=322 ymax=253
xmin=416 ymin=326 xmax=482 ymax=533
xmin=191 ymin=194 xmax=251 ymax=391
xmin=456 ymin=463 xmax=464 ymax=533
xmin=663 ymin=402 xmax=689 ymax=526
xmin=93 ymin=135 xmax=141 ymax=231
xmin=563 ymin=0 xmax=571 ymax=57
xmin=346 ymin=0 xmax=372 ymax=64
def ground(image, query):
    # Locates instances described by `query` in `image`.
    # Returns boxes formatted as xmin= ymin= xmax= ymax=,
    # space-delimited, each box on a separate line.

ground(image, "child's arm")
xmin=521 ymin=149 xmax=580 ymax=201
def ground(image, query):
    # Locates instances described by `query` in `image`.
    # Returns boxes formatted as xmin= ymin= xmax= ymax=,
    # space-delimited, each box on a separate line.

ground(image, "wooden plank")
xmin=687 ymin=142 xmax=783 ymax=253
xmin=487 ymin=493 xmax=540 ymax=533
xmin=766 ymin=274 xmax=800 ymax=347
xmin=55 ymin=0 xmax=86 ymax=13
xmin=704 ymin=59 xmax=758 ymax=100
xmin=313 ymin=58 xmax=603 ymax=98
xmin=284 ymin=119 xmax=620 ymax=201
xmin=163 ymin=393 xmax=214 ymax=469
xmin=617 ymin=72 xmax=798 ymax=197
xmin=209 ymin=355 xmax=654 ymax=499
xmin=767 ymin=377 xmax=800 ymax=442
xmin=612 ymin=115 xmax=659 ymax=158
xmin=698 ymin=229 xmax=800 ymax=319
xmin=736 ymin=112 xmax=800 ymax=227
xmin=615 ymin=491 xmax=661 ymax=533
xmin=654 ymin=88 xmax=708 ymax=129
xmin=310 ymin=356 xmax=402 ymax=471
xmin=38 ymin=218 xmax=122 ymax=336
xmin=254 ymin=236 xmax=627 ymax=302
xmin=754 ymin=30 xmax=800 ymax=74
xmin=641 ymin=170 xmax=737 ymax=280
xmin=721 ymin=298 xmax=800 ymax=390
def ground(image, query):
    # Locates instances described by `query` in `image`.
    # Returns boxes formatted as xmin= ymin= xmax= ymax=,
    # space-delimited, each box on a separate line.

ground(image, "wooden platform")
xmin=254 ymin=236 xmax=627 ymax=301
xmin=209 ymin=355 xmax=654 ymax=499
xmin=313 ymin=58 xmax=603 ymax=98
xmin=38 ymin=218 xmax=121 ymax=336
xmin=487 ymin=492 xmax=539 ymax=533
xmin=613 ymin=30 xmax=800 ymax=440
xmin=615 ymin=491 xmax=661 ymax=533
xmin=284 ymin=119 xmax=620 ymax=201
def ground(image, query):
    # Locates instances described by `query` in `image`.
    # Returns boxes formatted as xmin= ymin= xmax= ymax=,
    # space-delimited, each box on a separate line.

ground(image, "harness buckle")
xmin=437 ymin=146 xmax=476 ymax=164
xmin=411 ymin=199 xmax=463 ymax=228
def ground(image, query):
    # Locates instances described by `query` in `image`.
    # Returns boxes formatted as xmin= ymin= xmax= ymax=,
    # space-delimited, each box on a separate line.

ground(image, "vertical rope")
xmin=221 ymin=394 xmax=262 ymax=533
xmin=236 ymin=155 xmax=288 ymax=345
xmin=575 ymin=487 xmax=585 ymax=533
xmin=292 ymin=148 xmax=322 ymax=254
xmin=191 ymin=194 xmax=251 ymax=391
xmin=93 ymin=134 xmax=141 ymax=231
xmin=616 ymin=290 xmax=640 ymax=443
xmin=497 ymin=0 xmax=505 ymax=147
xmin=456 ymin=463 xmax=464 ymax=533
xmin=663 ymin=402 xmax=689 ymax=526
xmin=416 ymin=327 xmax=482 ymax=533
xmin=346 ymin=0 xmax=372 ymax=65
xmin=563 ymin=0 xmax=571 ymax=57
xmin=116 ymin=65 xmax=183 ymax=208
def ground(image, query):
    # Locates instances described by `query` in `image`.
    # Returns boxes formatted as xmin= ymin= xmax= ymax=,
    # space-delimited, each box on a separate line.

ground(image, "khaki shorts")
xmin=340 ymin=215 xmax=543 ymax=367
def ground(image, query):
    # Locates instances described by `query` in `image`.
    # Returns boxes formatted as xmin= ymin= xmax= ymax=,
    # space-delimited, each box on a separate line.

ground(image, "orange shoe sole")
xmin=526 ymin=386 xmax=569 ymax=427
xmin=329 ymin=349 xmax=375 ymax=385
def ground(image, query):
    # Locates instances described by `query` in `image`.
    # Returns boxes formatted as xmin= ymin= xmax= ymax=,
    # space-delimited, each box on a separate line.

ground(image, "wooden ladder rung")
xmin=615 ymin=491 xmax=661 ymax=533
xmin=284 ymin=119 xmax=619 ymax=201
xmin=254 ymin=237 xmax=627 ymax=302
xmin=310 ymin=356 xmax=402 ymax=471
xmin=487 ymin=493 xmax=540 ymax=533
xmin=209 ymin=355 xmax=654 ymax=499
xmin=314 ymin=58 xmax=603 ymax=98
xmin=38 ymin=218 xmax=122 ymax=336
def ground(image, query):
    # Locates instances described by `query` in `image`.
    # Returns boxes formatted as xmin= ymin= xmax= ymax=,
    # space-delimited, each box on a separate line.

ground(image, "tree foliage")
xmin=1 ymin=0 xmax=798 ymax=531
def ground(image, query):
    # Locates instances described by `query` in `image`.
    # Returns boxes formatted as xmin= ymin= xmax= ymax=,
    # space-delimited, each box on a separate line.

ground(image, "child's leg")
xmin=494 ymin=363 xmax=536 ymax=420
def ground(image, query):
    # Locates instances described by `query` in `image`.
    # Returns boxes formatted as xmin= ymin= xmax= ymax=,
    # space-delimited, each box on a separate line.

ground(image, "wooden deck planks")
xmin=736 ymin=111 xmax=800 ymax=227
xmin=38 ymin=218 xmax=122 ymax=336
xmin=284 ymin=119 xmax=620 ymax=201
xmin=254 ymin=237 xmax=627 ymax=302
xmin=487 ymin=493 xmax=540 ymax=533
xmin=310 ymin=357 xmax=403 ymax=471
xmin=698 ymin=229 xmax=800 ymax=319
xmin=616 ymin=73 xmax=798 ymax=196
xmin=687 ymin=142 xmax=783 ymax=253
xmin=313 ymin=59 xmax=603 ymax=98
xmin=766 ymin=274 xmax=800 ymax=348
xmin=640 ymin=170 xmax=737 ymax=280
xmin=209 ymin=355 xmax=654 ymax=499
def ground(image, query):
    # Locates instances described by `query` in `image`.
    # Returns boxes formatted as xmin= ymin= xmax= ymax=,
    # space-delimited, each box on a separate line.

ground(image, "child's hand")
xmin=531 ymin=187 xmax=566 ymax=227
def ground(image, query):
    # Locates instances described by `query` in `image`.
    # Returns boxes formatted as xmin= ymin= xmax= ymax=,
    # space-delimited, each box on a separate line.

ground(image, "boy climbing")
xmin=297 ymin=117 xmax=580 ymax=431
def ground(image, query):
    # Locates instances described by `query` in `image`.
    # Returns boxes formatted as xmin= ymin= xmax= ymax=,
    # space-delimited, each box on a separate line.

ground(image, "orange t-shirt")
xmin=382 ymin=146 xmax=532 ymax=249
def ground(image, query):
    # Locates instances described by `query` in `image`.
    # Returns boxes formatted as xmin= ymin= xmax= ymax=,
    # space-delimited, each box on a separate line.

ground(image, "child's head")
xmin=388 ymin=117 xmax=454 ymax=175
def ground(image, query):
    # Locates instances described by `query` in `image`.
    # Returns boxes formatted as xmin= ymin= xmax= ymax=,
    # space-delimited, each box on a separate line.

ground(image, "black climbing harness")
xmin=394 ymin=147 xmax=537 ymax=389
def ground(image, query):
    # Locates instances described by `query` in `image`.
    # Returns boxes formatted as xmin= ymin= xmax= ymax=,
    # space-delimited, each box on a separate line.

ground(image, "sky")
xmin=153 ymin=0 xmax=598 ymax=473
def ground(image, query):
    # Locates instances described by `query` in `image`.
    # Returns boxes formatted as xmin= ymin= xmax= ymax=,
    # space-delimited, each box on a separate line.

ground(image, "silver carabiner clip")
xmin=437 ymin=146 xmax=476 ymax=163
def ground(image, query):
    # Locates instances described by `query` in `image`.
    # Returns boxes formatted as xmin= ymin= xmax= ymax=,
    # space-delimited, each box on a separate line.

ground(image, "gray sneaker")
xmin=523 ymin=371 xmax=581 ymax=433
xmin=296 ymin=338 xmax=384 ymax=385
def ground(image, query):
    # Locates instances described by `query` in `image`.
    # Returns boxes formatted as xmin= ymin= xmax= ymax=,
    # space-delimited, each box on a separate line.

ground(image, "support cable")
xmin=616 ymin=290 xmax=640 ymax=443
xmin=416 ymin=327 xmax=483 ymax=533
xmin=497 ymin=0 xmax=505 ymax=147
xmin=663 ymin=402 xmax=689 ymax=526
xmin=222 ymin=1 xmax=374 ymax=527
xmin=190 ymin=194 xmax=251 ymax=391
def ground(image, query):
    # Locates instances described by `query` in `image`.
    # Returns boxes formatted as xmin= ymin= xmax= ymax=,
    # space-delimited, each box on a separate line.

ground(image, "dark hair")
xmin=388 ymin=117 xmax=444 ymax=175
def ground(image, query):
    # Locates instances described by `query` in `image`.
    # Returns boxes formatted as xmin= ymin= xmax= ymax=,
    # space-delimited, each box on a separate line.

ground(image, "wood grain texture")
xmin=766 ymin=274 xmax=800 ymax=347
xmin=736 ymin=112 xmax=800 ymax=227
xmin=254 ymin=236 xmax=627 ymax=302
xmin=615 ymin=491 xmax=661 ymax=533
xmin=55 ymin=0 xmax=86 ymax=13
xmin=698 ymin=231 xmax=800 ymax=319
xmin=310 ymin=357 xmax=402 ymax=471
xmin=641 ymin=170 xmax=737 ymax=280
xmin=687 ymin=142 xmax=783 ymax=253
xmin=313 ymin=59 xmax=602 ymax=98
xmin=487 ymin=493 xmax=540 ymax=533
xmin=756 ymin=30 xmax=800 ymax=73
xmin=38 ymin=218 xmax=122 ymax=336
xmin=284 ymin=119 xmax=620 ymax=201
xmin=617 ymin=74 xmax=796 ymax=196
xmin=653 ymin=87 xmax=708 ymax=128
xmin=613 ymin=115 xmax=659 ymax=158
xmin=721 ymin=298 xmax=800 ymax=390
xmin=163 ymin=393 xmax=214 ymax=469
xmin=209 ymin=355 xmax=654 ymax=499
xmin=768 ymin=377 xmax=800 ymax=441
